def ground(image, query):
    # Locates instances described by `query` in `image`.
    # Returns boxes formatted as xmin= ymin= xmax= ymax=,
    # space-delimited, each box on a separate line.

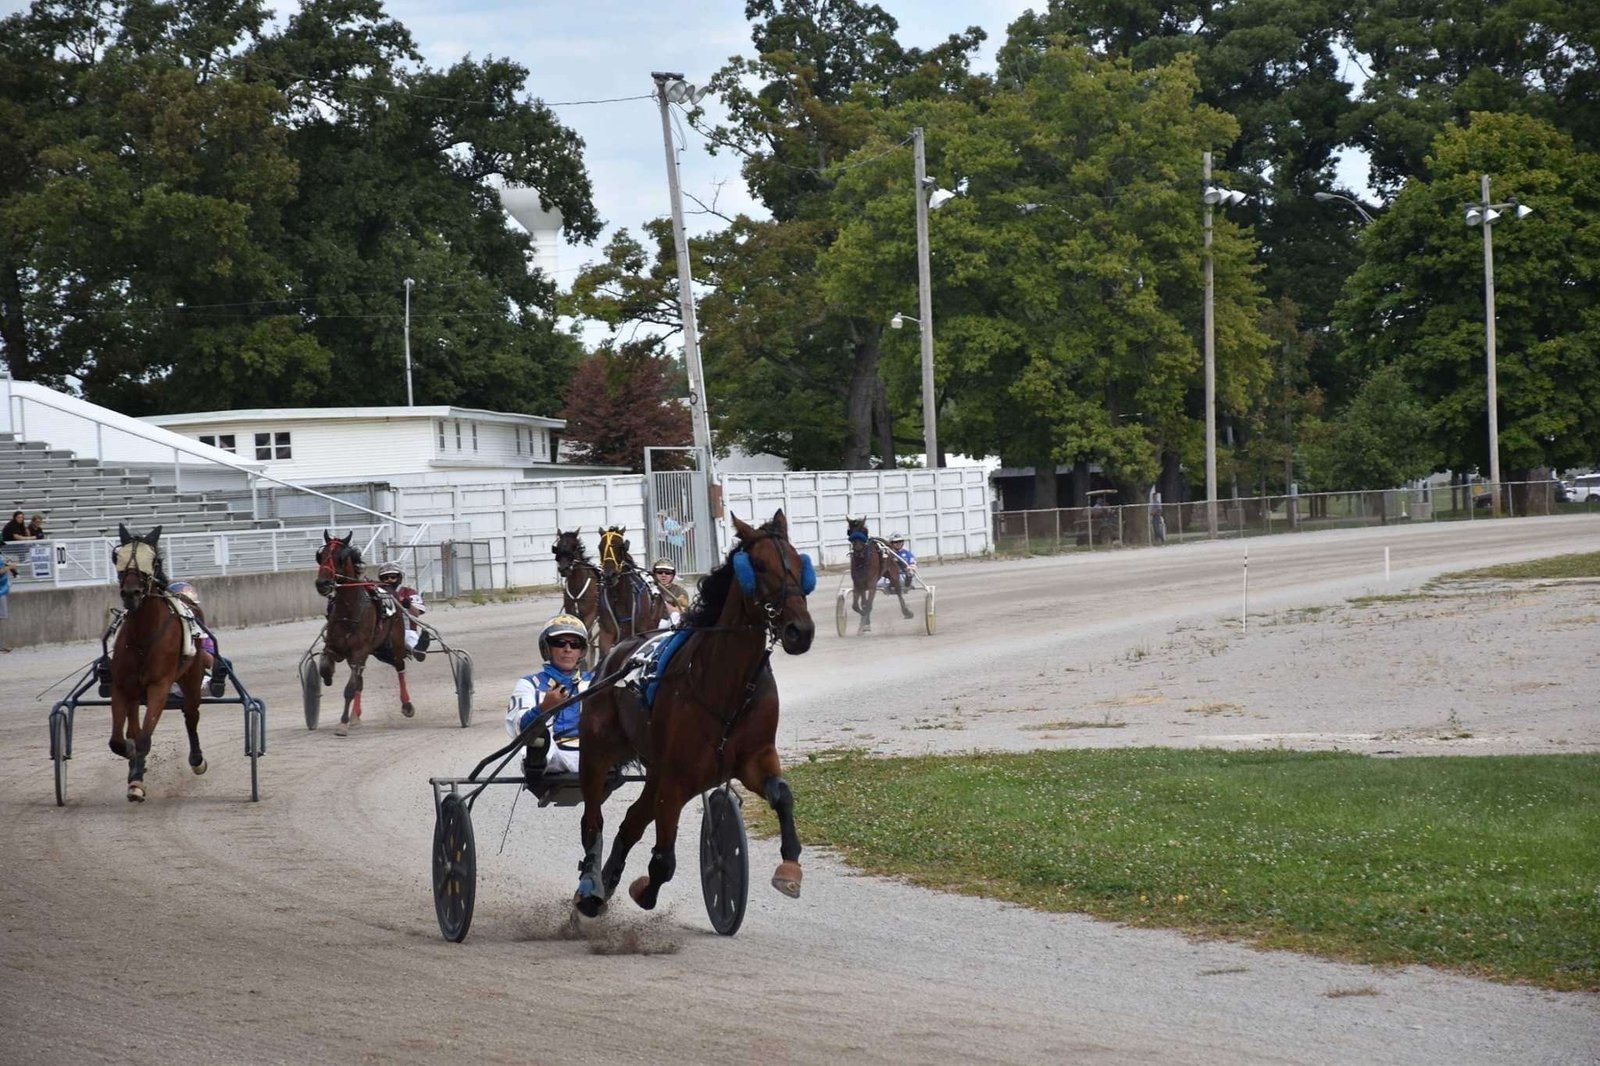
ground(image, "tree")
xmin=559 ymin=341 xmax=692 ymax=471
xmin=1335 ymin=112 xmax=1600 ymax=479
xmin=1312 ymin=363 xmax=1439 ymax=492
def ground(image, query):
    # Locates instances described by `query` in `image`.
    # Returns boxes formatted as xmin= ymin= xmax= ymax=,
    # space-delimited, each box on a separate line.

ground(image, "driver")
xmin=506 ymin=614 xmax=594 ymax=776
xmin=376 ymin=564 xmax=430 ymax=660
xmin=650 ymin=558 xmax=690 ymax=626
xmin=879 ymin=532 xmax=917 ymax=588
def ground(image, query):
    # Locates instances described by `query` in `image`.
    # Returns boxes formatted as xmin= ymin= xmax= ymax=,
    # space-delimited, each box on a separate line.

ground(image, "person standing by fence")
xmin=0 ymin=555 xmax=16 ymax=651
xmin=1149 ymin=489 xmax=1166 ymax=546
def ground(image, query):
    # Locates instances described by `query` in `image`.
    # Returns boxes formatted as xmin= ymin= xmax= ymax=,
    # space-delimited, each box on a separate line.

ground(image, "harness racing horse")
xmin=845 ymin=517 xmax=913 ymax=633
xmin=595 ymin=526 xmax=668 ymax=659
xmin=314 ymin=530 xmax=412 ymax=736
xmin=108 ymin=524 xmax=210 ymax=801
xmin=551 ymin=530 xmax=600 ymax=650
xmin=572 ymin=509 xmax=817 ymax=917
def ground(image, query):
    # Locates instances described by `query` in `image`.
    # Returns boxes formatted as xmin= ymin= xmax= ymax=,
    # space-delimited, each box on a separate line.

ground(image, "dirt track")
xmin=2 ymin=516 xmax=1597 ymax=1065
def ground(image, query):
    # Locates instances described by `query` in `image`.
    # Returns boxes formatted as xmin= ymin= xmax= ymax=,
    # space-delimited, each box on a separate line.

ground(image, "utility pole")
xmin=1479 ymin=173 xmax=1502 ymax=516
xmin=403 ymin=277 xmax=415 ymax=406
xmin=1202 ymin=151 xmax=1218 ymax=537
xmin=652 ymin=71 xmax=719 ymax=550
xmin=912 ymin=127 xmax=939 ymax=468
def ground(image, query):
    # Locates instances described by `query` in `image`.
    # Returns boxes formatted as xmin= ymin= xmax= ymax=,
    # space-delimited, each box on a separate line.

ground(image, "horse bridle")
xmin=317 ymin=538 xmax=366 ymax=589
xmin=737 ymin=531 xmax=811 ymax=637
xmin=113 ymin=541 xmax=161 ymax=601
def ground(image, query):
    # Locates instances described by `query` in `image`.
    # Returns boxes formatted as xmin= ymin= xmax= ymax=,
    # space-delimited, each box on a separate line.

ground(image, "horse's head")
xmin=113 ymin=523 xmax=165 ymax=612
xmin=846 ymin=516 xmax=871 ymax=552
xmin=598 ymin=526 xmax=632 ymax=576
xmin=315 ymin=529 xmax=362 ymax=596
xmin=551 ymin=529 xmax=587 ymax=576
xmin=731 ymin=509 xmax=816 ymax=655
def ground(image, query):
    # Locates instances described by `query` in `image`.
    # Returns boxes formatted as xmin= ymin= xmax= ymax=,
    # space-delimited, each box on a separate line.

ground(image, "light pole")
xmin=910 ymin=127 xmax=955 ymax=469
xmin=652 ymin=71 xmax=722 ymax=552
xmin=1312 ymin=191 xmax=1376 ymax=224
xmin=1463 ymin=174 xmax=1532 ymax=517
xmin=1201 ymin=151 xmax=1247 ymax=537
xmin=403 ymin=277 xmax=415 ymax=406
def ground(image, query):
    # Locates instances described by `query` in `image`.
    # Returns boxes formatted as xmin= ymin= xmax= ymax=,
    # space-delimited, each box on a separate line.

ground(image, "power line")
xmin=673 ymin=103 xmax=912 ymax=177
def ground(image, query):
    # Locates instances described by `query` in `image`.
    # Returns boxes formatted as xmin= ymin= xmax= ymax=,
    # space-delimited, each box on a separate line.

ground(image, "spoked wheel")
xmin=924 ymin=585 xmax=937 ymax=636
xmin=699 ymin=786 xmax=749 ymax=936
xmin=432 ymin=793 xmax=477 ymax=942
xmin=450 ymin=651 xmax=474 ymax=728
xmin=299 ymin=655 xmax=321 ymax=731
xmin=835 ymin=590 xmax=848 ymax=638
xmin=49 ymin=705 xmax=71 ymax=807
xmin=245 ymin=700 xmax=265 ymax=802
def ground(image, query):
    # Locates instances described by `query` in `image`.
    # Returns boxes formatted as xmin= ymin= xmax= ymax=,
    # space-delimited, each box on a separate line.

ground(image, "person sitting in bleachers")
xmin=3 ymin=511 xmax=34 ymax=542
xmin=27 ymin=514 xmax=45 ymax=539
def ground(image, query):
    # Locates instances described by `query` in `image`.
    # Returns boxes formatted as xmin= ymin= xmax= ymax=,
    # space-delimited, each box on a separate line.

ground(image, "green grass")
xmin=760 ymin=749 xmax=1600 ymax=989
xmin=1437 ymin=551 xmax=1600 ymax=582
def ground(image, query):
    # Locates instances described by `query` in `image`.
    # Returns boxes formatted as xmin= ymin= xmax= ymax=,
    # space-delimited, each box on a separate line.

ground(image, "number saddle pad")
xmin=620 ymin=629 xmax=691 ymax=712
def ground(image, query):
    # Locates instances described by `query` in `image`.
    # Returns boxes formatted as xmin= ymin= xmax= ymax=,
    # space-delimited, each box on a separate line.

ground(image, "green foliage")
xmin=1309 ymin=363 xmax=1439 ymax=489
xmin=1336 ymin=112 xmax=1600 ymax=476
xmin=0 ymin=0 xmax=599 ymax=416
xmin=559 ymin=340 xmax=691 ymax=472
xmin=759 ymin=748 xmax=1600 ymax=990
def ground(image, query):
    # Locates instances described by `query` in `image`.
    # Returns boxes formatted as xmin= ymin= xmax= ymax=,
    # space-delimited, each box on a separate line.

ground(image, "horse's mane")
xmin=554 ymin=533 xmax=592 ymax=564
xmin=683 ymin=519 xmax=784 ymax=628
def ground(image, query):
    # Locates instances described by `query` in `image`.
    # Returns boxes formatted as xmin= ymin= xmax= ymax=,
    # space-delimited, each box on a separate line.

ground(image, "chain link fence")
xmin=992 ymin=480 xmax=1593 ymax=555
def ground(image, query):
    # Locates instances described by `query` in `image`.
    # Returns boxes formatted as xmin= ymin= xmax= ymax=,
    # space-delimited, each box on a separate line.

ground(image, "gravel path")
xmin=2 ymin=515 xmax=1596 ymax=1065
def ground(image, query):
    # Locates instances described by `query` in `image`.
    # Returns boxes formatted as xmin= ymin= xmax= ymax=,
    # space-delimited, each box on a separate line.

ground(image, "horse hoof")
xmin=628 ymin=876 xmax=655 ymax=910
xmin=771 ymin=861 xmax=802 ymax=898
xmin=191 ymin=758 xmax=207 ymax=776
xmin=902 ymin=609 xmax=914 ymax=619
xmin=573 ymin=893 xmax=606 ymax=919
xmin=334 ymin=720 xmax=349 ymax=737
xmin=127 ymin=783 xmax=146 ymax=802
xmin=401 ymin=702 xmax=415 ymax=718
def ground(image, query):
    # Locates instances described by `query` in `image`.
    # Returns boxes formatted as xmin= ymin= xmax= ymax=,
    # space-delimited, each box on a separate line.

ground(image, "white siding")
xmin=171 ymin=419 xmax=435 ymax=482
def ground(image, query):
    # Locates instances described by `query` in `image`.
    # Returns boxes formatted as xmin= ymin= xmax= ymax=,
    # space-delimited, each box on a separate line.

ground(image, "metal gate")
xmin=645 ymin=447 xmax=714 ymax=576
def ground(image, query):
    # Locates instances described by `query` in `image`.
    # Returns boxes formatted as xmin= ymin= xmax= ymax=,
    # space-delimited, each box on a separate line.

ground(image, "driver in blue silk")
xmin=505 ymin=614 xmax=593 ymax=775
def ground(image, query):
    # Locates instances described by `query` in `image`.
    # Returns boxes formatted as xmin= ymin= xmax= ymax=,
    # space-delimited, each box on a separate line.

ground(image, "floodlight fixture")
xmin=928 ymin=188 xmax=956 ymax=211
xmin=890 ymin=311 xmax=920 ymax=330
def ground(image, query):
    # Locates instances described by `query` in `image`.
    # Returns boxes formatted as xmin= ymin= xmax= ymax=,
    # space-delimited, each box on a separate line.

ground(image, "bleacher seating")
xmin=0 ymin=433 xmax=262 ymax=539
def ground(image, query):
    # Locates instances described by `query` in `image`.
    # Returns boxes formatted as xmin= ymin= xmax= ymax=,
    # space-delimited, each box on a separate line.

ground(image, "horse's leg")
xmin=894 ymin=574 xmax=914 ymax=619
xmin=181 ymin=664 xmax=207 ymax=775
xmin=128 ymin=678 xmax=169 ymax=801
xmin=335 ymin=658 xmax=365 ymax=736
xmin=628 ymin=777 xmax=692 ymax=911
xmin=574 ymin=748 xmax=622 ymax=917
xmin=318 ymin=647 xmax=335 ymax=687
xmin=739 ymin=746 xmax=803 ymax=898
xmin=394 ymin=623 xmax=415 ymax=718
xmin=860 ymin=586 xmax=875 ymax=633
xmin=601 ymin=775 xmax=659 ymax=900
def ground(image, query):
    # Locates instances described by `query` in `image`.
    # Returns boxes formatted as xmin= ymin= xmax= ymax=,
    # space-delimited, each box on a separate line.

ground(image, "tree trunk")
xmin=873 ymin=375 xmax=895 ymax=469
xmin=841 ymin=328 xmax=880 ymax=469
xmin=0 ymin=263 xmax=36 ymax=381
xmin=1031 ymin=463 xmax=1058 ymax=509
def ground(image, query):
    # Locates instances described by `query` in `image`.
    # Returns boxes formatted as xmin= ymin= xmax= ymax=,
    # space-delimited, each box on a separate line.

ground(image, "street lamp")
xmin=403 ymin=277 xmax=415 ymax=406
xmin=1312 ymin=191 xmax=1376 ymax=224
xmin=1201 ymin=151 xmax=1248 ymax=537
xmin=1462 ymin=174 xmax=1532 ymax=517
xmin=910 ymin=126 xmax=958 ymax=469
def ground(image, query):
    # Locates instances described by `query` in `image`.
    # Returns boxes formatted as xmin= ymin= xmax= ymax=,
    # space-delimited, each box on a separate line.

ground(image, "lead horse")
xmin=109 ymin=524 xmax=210 ymax=801
xmin=314 ymin=530 xmax=411 ymax=735
xmin=572 ymin=509 xmax=816 ymax=916
xmin=551 ymin=530 xmax=601 ymax=660
xmin=846 ymin=517 xmax=913 ymax=633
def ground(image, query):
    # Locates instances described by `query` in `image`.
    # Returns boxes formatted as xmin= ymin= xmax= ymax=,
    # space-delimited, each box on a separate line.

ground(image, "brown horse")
xmin=314 ymin=530 xmax=411 ymax=736
xmin=572 ymin=509 xmax=816 ymax=917
xmin=846 ymin=517 xmax=913 ymax=633
xmin=595 ymin=525 xmax=668 ymax=659
xmin=108 ymin=524 xmax=210 ymax=802
xmin=551 ymin=530 xmax=600 ymax=657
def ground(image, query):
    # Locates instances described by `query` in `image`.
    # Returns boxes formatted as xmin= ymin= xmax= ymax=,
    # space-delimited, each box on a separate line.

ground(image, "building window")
xmin=454 ymin=421 xmax=461 ymax=449
xmin=199 ymin=434 xmax=236 ymax=454
xmin=255 ymin=431 xmax=292 ymax=460
xmin=471 ymin=422 xmax=478 ymax=452
xmin=515 ymin=427 xmax=523 ymax=455
xmin=527 ymin=428 xmax=537 ymax=458
xmin=438 ymin=421 xmax=445 ymax=449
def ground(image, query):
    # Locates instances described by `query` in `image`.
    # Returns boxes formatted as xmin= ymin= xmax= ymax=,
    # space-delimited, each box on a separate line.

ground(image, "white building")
xmin=143 ymin=406 xmax=623 ymax=488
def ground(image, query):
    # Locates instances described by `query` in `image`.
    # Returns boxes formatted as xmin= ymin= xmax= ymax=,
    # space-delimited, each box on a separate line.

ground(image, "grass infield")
xmin=1436 ymin=550 xmax=1600 ymax=582
xmin=756 ymin=749 xmax=1600 ymax=990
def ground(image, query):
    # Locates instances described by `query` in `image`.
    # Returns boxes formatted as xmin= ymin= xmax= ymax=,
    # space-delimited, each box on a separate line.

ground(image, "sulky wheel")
xmin=699 ymin=786 xmax=750 ymax=936
xmin=432 ymin=793 xmax=477 ymax=942
xmin=299 ymin=655 xmax=321 ymax=731
xmin=245 ymin=701 xmax=265 ymax=802
xmin=924 ymin=586 xmax=937 ymax=636
xmin=451 ymin=651 xmax=474 ymax=728
xmin=49 ymin=704 xmax=71 ymax=807
xmin=835 ymin=590 xmax=848 ymax=638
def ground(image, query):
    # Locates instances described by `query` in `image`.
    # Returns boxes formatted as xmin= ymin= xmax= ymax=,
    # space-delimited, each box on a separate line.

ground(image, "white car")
xmin=1570 ymin=473 xmax=1600 ymax=504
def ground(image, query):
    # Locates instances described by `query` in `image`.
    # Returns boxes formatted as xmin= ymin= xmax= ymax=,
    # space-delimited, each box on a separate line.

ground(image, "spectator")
xmin=27 ymin=514 xmax=45 ymax=540
xmin=3 ymin=511 xmax=33 ymax=542
xmin=0 ymin=555 xmax=15 ymax=651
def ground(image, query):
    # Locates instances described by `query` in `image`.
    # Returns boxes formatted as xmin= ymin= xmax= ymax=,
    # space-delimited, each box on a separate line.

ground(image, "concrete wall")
xmin=4 ymin=569 xmax=325 ymax=649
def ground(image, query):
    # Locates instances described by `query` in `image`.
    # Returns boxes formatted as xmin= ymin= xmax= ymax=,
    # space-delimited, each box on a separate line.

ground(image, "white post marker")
xmin=1242 ymin=545 xmax=1249 ymax=635
xmin=1385 ymin=546 xmax=1391 ymax=584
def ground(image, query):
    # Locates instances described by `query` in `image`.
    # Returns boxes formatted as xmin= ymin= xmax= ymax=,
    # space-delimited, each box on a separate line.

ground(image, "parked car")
xmin=1570 ymin=473 xmax=1600 ymax=505
xmin=1555 ymin=480 xmax=1574 ymax=503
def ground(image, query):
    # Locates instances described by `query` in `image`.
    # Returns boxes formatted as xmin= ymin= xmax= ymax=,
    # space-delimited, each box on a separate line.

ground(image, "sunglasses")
xmin=548 ymin=637 xmax=586 ymax=650
xmin=653 ymin=567 xmax=677 ymax=575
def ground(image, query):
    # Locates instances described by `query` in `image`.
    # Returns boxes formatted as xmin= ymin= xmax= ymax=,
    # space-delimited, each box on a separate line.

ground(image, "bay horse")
xmin=845 ymin=517 xmax=913 ymax=633
xmin=595 ymin=525 xmax=668 ymax=659
xmin=551 ymin=529 xmax=601 ymax=664
xmin=108 ymin=524 xmax=210 ymax=801
xmin=572 ymin=509 xmax=816 ymax=917
xmin=314 ymin=530 xmax=412 ymax=736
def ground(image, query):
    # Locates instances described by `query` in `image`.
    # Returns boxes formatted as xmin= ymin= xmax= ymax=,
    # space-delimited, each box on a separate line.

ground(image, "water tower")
xmin=497 ymin=185 xmax=564 ymax=279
